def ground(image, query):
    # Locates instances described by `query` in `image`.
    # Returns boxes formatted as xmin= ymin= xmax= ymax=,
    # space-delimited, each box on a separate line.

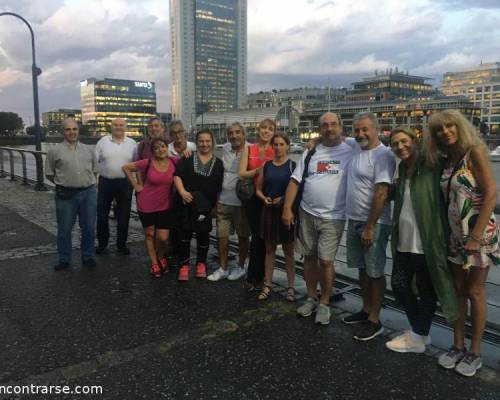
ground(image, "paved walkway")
xmin=1 ymin=178 xmax=500 ymax=400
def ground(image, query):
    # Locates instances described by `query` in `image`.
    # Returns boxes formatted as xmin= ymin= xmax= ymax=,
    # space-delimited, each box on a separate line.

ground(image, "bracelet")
xmin=469 ymin=233 xmax=483 ymax=243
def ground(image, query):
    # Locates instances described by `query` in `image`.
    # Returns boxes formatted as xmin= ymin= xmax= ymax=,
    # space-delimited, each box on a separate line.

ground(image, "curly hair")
xmin=424 ymin=110 xmax=487 ymax=166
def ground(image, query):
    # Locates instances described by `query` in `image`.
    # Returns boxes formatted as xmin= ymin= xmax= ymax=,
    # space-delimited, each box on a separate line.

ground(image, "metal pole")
xmin=0 ymin=12 xmax=43 ymax=151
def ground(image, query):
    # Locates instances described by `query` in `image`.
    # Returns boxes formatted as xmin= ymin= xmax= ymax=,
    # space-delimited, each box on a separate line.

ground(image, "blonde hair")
xmin=390 ymin=126 xmax=417 ymax=143
xmin=424 ymin=110 xmax=487 ymax=166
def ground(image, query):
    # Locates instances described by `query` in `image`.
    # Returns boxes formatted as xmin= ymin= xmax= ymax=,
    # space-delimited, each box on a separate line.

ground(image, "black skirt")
xmin=260 ymin=203 xmax=294 ymax=245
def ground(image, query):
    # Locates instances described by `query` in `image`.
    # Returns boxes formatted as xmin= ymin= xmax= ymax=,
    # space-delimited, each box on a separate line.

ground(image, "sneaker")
xmin=385 ymin=331 xmax=426 ymax=353
xmin=95 ymin=246 xmax=108 ymax=255
xmin=178 ymin=265 xmax=190 ymax=281
xmin=54 ymin=262 xmax=70 ymax=271
xmin=207 ymin=267 xmax=229 ymax=281
xmin=342 ymin=309 xmax=369 ymax=325
xmin=82 ymin=259 xmax=96 ymax=268
xmin=297 ymin=297 xmax=318 ymax=317
xmin=353 ymin=320 xmax=384 ymax=341
xmin=150 ymin=263 xmax=161 ymax=279
xmin=195 ymin=262 xmax=207 ymax=278
xmin=315 ymin=304 xmax=331 ymax=325
xmin=228 ymin=266 xmax=245 ymax=281
xmin=455 ymin=352 xmax=482 ymax=377
xmin=159 ymin=257 xmax=169 ymax=273
xmin=437 ymin=346 xmax=466 ymax=369
xmin=117 ymin=246 xmax=130 ymax=255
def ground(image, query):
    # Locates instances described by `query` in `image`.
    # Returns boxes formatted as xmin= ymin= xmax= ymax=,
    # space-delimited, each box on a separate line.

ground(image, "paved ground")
xmin=1 ymin=177 xmax=500 ymax=400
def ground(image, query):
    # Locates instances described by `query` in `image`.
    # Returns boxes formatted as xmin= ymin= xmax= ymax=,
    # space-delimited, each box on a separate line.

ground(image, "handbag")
xmin=236 ymin=145 xmax=256 ymax=203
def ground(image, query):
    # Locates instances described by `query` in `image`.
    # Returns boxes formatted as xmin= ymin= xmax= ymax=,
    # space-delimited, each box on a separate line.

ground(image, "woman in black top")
xmin=255 ymin=132 xmax=296 ymax=301
xmin=174 ymin=129 xmax=224 ymax=281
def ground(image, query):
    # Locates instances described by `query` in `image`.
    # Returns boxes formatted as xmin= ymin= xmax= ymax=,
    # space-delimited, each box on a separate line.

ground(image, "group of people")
xmin=45 ymin=108 xmax=498 ymax=378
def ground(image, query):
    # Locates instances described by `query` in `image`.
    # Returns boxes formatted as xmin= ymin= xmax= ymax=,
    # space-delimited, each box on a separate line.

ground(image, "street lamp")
xmin=0 ymin=12 xmax=43 ymax=151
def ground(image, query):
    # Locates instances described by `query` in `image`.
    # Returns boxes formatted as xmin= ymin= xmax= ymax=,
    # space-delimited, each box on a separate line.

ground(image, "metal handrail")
xmin=0 ymin=147 xmax=47 ymax=190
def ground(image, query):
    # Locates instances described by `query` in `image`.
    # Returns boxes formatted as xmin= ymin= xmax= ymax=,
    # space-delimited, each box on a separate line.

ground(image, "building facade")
xmin=80 ymin=78 xmax=157 ymax=137
xmin=299 ymin=96 xmax=481 ymax=140
xmin=246 ymin=87 xmax=347 ymax=113
xmin=170 ymin=0 xmax=247 ymax=129
xmin=441 ymin=62 xmax=500 ymax=135
xmin=42 ymin=109 xmax=82 ymax=135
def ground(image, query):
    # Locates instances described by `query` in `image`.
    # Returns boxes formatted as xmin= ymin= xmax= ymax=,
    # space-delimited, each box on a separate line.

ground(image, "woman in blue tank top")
xmin=255 ymin=132 xmax=296 ymax=301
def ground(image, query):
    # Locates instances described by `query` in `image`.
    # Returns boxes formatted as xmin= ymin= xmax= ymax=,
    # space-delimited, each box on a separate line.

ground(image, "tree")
xmin=0 ymin=112 xmax=24 ymax=136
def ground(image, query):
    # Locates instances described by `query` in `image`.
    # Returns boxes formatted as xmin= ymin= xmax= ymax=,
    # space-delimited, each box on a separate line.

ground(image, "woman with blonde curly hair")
xmin=425 ymin=109 xmax=499 ymax=376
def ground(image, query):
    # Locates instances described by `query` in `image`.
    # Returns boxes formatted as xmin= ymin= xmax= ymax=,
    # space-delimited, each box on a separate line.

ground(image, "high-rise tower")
xmin=170 ymin=0 xmax=247 ymax=128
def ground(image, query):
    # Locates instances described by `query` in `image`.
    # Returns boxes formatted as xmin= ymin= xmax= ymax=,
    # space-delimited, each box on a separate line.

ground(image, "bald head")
xmin=320 ymin=112 xmax=341 ymax=125
xmin=319 ymin=112 xmax=343 ymax=146
xmin=111 ymin=118 xmax=127 ymax=139
xmin=62 ymin=118 xmax=79 ymax=143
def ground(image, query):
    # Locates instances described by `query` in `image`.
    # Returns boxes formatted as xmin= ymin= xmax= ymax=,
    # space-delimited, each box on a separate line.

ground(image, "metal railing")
xmin=0 ymin=147 xmax=47 ymax=190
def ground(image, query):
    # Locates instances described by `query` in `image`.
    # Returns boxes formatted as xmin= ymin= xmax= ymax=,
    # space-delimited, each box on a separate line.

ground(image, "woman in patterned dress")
xmin=425 ymin=109 xmax=499 ymax=377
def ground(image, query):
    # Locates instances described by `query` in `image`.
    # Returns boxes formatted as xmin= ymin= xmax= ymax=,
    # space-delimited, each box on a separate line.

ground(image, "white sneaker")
xmin=207 ymin=267 xmax=229 ymax=282
xmin=228 ymin=266 xmax=245 ymax=281
xmin=385 ymin=331 xmax=426 ymax=353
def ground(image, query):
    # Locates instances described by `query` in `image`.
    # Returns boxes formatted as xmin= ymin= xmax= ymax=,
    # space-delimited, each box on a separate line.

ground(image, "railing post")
xmin=33 ymin=151 xmax=46 ymax=191
xmin=20 ymin=151 xmax=28 ymax=185
xmin=0 ymin=149 xmax=5 ymax=178
xmin=7 ymin=149 xmax=15 ymax=181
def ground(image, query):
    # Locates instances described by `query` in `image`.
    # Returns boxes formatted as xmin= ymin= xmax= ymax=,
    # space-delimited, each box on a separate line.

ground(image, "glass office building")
xmin=170 ymin=0 xmax=247 ymax=128
xmin=80 ymin=78 xmax=157 ymax=137
xmin=42 ymin=109 xmax=82 ymax=135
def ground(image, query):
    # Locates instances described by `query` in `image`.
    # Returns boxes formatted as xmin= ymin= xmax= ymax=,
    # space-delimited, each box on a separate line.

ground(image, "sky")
xmin=0 ymin=0 xmax=499 ymax=124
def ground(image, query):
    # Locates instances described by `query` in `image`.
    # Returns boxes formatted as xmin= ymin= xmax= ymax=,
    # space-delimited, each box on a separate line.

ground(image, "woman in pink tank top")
xmin=238 ymin=119 xmax=276 ymax=290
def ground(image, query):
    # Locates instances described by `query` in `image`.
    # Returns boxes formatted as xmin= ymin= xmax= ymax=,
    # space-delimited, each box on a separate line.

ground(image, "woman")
xmin=122 ymin=137 xmax=177 ymax=279
xmin=168 ymin=120 xmax=196 ymax=157
xmin=174 ymin=128 xmax=224 ymax=281
xmin=239 ymin=119 xmax=276 ymax=290
xmin=426 ymin=109 xmax=499 ymax=377
xmin=255 ymin=133 xmax=296 ymax=301
xmin=386 ymin=127 xmax=458 ymax=354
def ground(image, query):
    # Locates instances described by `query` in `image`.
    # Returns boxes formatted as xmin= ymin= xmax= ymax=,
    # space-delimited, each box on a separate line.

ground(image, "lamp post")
xmin=0 ymin=12 xmax=43 ymax=151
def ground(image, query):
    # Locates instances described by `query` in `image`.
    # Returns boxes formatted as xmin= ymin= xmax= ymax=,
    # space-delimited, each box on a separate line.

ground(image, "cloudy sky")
xmin=0 ymin=0 xmax=499 ymax=123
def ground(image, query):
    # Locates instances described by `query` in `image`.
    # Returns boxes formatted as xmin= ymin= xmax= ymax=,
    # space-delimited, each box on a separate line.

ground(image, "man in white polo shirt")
xmin=282 ymin=112 xmax=354 ymax=325
xmin=95 ymin=118 xmax=137 ymax=255
xmin=342 ymin=112 xmax=396 ymax=342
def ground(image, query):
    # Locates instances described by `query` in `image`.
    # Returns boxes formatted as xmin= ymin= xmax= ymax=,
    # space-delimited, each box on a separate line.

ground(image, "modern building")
xmin=42 ymin=109 xmax=82 ymax=135
xmin=80 ymin=78 xmax=157 ymax=137
xmin=194 ymin=106 xmax=300 ymax=142
xmin=246 ymin=87 xmax=347 ymax=113
xmin=158 ymin=112 xmax=173 ymax=127
xmin=346 ymin=70 xmax=434 ymax=103
xmin=299 ymin=95 xmax=481 ymax=140
xmin=170 ymin=0 xmax=247 ymax=129
xmin=441 ymin=62 xmax=500 ymax=134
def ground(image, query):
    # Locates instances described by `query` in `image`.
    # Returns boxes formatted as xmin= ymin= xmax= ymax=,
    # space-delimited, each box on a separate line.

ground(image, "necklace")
xmin=193 ymin=153 xmax=216 ymax=176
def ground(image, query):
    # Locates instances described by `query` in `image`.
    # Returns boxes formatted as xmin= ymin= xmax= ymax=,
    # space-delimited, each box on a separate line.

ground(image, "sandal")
xmin=258 ymin=284 xmax=272 ymax=300
xmin=286 ymin=287 xmax=295 ymax=302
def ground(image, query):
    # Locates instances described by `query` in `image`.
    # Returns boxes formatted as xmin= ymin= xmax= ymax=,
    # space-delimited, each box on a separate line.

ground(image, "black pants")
xmin=246 ymin=196 xmax=265 ymax=284
xmin=97 ymin=177 xmax=133 ymax=249
xmin=179 ymin=228 xmax=210 ymax=266
xmin=392 ymin=252 xmax=437 ymax=336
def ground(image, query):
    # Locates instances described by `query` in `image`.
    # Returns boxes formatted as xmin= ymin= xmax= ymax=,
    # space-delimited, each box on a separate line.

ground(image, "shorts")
xmin=298 ymin=208 xmax=345 ymax=262
xmin=346 ymin=219 xmax=391 ymax=278
xmin=216 ymin=203 xmax=251 ymax=238
xmin=138 ymin=209 xmax=174 ymax=230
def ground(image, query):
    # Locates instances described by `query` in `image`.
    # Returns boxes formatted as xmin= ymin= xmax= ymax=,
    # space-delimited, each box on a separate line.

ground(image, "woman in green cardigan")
xmin=386 ymin=127 xmax=458 ymax=353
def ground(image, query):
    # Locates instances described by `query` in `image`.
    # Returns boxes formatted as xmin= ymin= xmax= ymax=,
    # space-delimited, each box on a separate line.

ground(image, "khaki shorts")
xmin=298 ymin=208 xmax=345 ymax=262
xmin=216 ymin=203 xmax=251 ymax=238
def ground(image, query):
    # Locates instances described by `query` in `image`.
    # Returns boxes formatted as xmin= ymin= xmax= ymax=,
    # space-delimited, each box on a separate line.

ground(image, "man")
xmin=208 ymin=122 xmax=250 ymax=281
xmin=136 ymin=117 xmax=168 ymax=161
xmin=282 ymin=112 xmax=354 ymax=325
xmin=95 ymin=118 xmax=137 ymax=255
xmin=341 ymin=112 xmax=396 ymax=341
xmin=168 ymin=120 xmax=196 ymax=157
xmin=45 ymin=119 xmax=98 ymax=270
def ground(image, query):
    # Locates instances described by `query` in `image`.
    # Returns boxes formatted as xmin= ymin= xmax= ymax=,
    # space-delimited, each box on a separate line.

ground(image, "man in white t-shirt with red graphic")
xmin=282 ymin=112 xmax=354 ymax=325
xmin=341 ymin=112 xmax=396 ymax=342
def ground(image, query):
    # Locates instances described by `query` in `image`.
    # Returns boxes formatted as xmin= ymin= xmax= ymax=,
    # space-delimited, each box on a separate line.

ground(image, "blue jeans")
xmin=55 ymin=186 xmax=97 ymax=264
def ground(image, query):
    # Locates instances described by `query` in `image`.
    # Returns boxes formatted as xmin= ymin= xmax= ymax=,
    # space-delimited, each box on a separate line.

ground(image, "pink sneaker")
xmin=178 ymin=265 xmax=189 ymax=281
xmin=150 ymin=263 xmax=162 ymax=279
xmin=159 ymin=257 xmax=169 ymax=273
xmin=195 ymin=262 xmax=207 ymax=278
